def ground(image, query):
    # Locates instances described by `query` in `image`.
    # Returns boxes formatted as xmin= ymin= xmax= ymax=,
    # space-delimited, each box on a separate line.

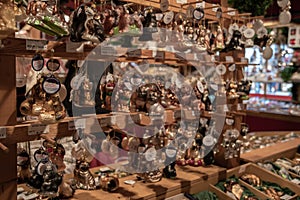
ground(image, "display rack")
xmin=0 ymin=0 xmax=270 ymax=199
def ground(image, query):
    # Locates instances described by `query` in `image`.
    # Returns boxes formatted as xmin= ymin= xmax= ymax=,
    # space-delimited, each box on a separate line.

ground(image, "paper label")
xmin=291 ymin=178 xmax=300 ymax=184
xmin=110 ymin=116 xmax=117 ymax=126
xmin=155 ymin=51 xmax=165 ymax=60
xmin=0 ymin=127 xmax=6 ymax=139
xmin=212 ymin=4 xmax=218 ymax=12
xmin=241 ymin=57 xmax=248 ymax=63
xmin=127 ymin=49 xmax=142 ymax=58
xmin=176 ymin=53 xmax=186 ymax=62
xmin=101 ymin=45 xmax=117 ymax=56
xmin=66 ymin=42 xmax=84 ymax=52
xmin=74 ymin=118 xmax=86 ymax=129
xmin=68 ymin=121 xmax=75 ymax=130
xmin=176 ymin=0 xmax=187 ymax=4
xmin=225 ymin=56 xmax=234 ymax=62
xmin=28 ymin=124 xmax=49 ymax=135
xmin=196 ymin=2 xmax=205 ymax=8
xmin=227 ymin=8 xmax=236 ymax=16
xmin=280 ymin=194 xmax=293 ymax=200
xmin=26 ymin=39 xmax=47 ymax=51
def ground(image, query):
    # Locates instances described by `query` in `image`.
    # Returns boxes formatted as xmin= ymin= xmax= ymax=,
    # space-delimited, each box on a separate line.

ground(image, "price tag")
xmin=280 ymin=194 xmax=293 ymax=200
xmin=176 ymin=53 xmax=186 ymax=62
xmin=66 ymin=42 xmax=84 ymax=52
xmin=225 ymin=56 xmax=234 ymax=62
xmin=196 ymin=1 xmax=205 ymax=8
xmin=110 ymin=116 xmax=117 ymax=126
xmin=241 ymin=57 xmax=248 ymax=63
xmin=68 ymin=121 xmax=75 ymax=131
xmin=155 ymin=51 xmax=165 ymax=60
xmin=74 ymin=118 xmax=86 ymax=129
xmin=101 ymin=45 xmax=117 ymax=56
xmin=127 ymin=49 xmax=142 ymax=58
xmin=124 ymin=180 xmax=136 ymax=185
xmin=0 ymin=127 xmax=6 ymax=139
xmin=212 ymin=4 xmax=218 ymax=12
xmin=26 ymin=39 xmax=48 ymax=51
xmin=28 ymin=124 xmax=49 ymax=135
xmin=291 ymin=178 xmax=300 ymax=185
xmin=176 ymin=0 xmax=187 ymax=3
xmin=227 ymin=8 xmax=236 ymax=16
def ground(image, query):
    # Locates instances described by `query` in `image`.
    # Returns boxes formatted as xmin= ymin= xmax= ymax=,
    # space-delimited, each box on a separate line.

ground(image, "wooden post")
xmin=0 ymin=54 xmax=17 ymax=200
xmin=221 ymin=0 xmax=228 ymax=7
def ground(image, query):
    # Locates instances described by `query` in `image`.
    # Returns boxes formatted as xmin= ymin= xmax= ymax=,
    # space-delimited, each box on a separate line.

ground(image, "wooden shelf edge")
xmin=240 ymin=138 xmax=300 ymax=163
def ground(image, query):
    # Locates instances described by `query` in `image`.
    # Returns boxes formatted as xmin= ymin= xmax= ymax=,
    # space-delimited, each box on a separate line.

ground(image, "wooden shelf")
xmin=241 ymin=137 xmax=300 ymax=163
xmin=246 ymin=110 xmax=300 ymax=123
xmin=0 ymin=108 xmax=248 ymax=146
xmin=19 ymin=164 xmax=226 ymax=200
xmin=0 ymin=38 xmax=218 ymax=67
xmin=121 ymin=0 xmax=246 ymax=22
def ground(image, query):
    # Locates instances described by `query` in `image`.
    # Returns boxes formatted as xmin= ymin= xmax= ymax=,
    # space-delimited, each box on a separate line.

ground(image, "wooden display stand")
xmin=241 ymin=132 xmax=300 ymax=163
xmin=214 ymin=50 xmax=248 ymax=169
xmin=0 ymin=0 xmax=284 ymax=199
xmin=211 ymin=163 xmax=300 ymax=199
xmin=0 ymin=55 xmax=17 ymax=200
xmin=69 ymin=165 xmax=226 ymax=200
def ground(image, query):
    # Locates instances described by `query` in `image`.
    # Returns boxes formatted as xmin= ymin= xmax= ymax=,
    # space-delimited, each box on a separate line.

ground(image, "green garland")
xmin=228 ymin=0 xmax=274 ymax=16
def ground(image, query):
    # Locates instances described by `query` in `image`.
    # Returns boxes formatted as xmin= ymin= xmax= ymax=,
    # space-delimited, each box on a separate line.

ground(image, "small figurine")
xmin=163 ymin=162 xmax=177 ymax=178
xmin=105 ymin=73 xmax=116 ymax=111
xmin=17 ymin=149 xmax=31 ymax=184
xmin=83 ymin=77 xmax=95 ymax=106
xmin=223 ymin=30 xmax=243 ymax=52
xmin=103 ymin=9 xmax=116 ymax=36
xmin=226 ymin=80 xmax=239 ymax=99
xmin=117 ymin=6 xmax=130 ymax=33
xmin=214 ymin=25 xmax=225 ymax=51
xmin=145 ymin=83 xmax=162 ymax=113
xmin=40 ymin=164 xmax=63 ymax=195
xmin=74 ymin=160 xmax=97 ymax=190
xmin=174 ymin=15 xmax=185 ymax=42
xmin=196 ymin=26 xmax=210 ymax=51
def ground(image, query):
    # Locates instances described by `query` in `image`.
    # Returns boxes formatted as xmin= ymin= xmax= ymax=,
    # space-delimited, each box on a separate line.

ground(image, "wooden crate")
xmin=223 ymin=163 xmax=300 ymax=199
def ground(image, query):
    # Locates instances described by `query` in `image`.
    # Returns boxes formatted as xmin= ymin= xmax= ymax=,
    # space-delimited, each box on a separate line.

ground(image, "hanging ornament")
xmin=216 ymin=7 xmax=222 ymax=19
xmin=279 ymin=10 xmax=291 ymax=24
xmin=42 ymin=76 xmax=61 ymax=95
xmin=31 ymin=54 xmax=44 ymax=71
xmin=263 ymin=46 xmax=273 ymax=60
xmin=193 ymin=7 xmax=204 ymax=20
xmin=160 ymin=0 xmax=169 ymax=12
